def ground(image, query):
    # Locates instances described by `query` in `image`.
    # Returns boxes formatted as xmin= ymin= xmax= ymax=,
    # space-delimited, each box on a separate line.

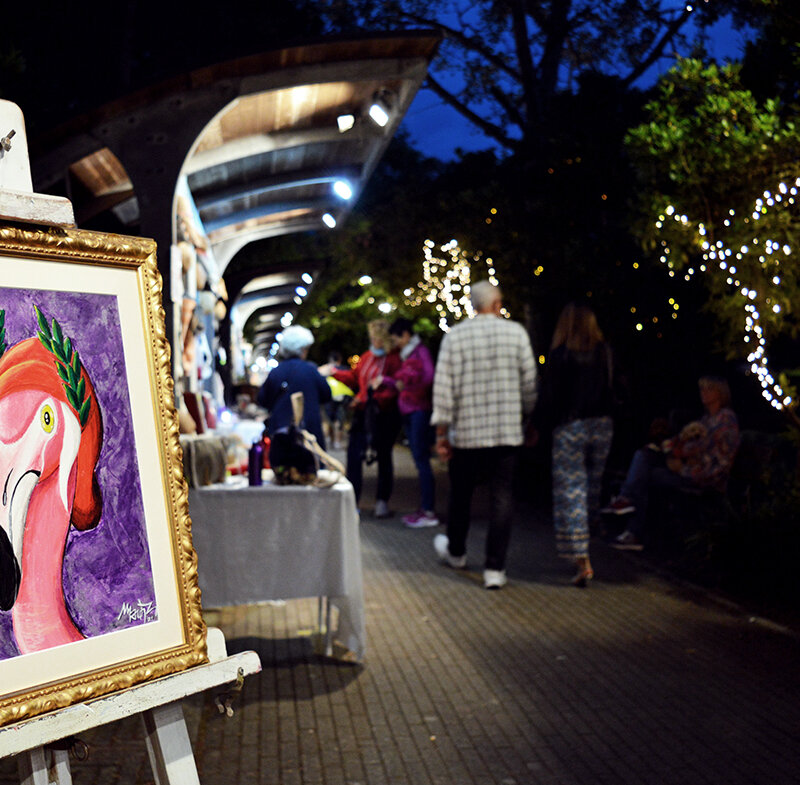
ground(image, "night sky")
xmin=402 ymin=15 xmax=751 ymax=162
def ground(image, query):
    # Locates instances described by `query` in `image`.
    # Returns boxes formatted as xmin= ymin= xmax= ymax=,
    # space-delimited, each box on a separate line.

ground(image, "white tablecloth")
xmin=188 ymin=475 xmax=365 ymax=660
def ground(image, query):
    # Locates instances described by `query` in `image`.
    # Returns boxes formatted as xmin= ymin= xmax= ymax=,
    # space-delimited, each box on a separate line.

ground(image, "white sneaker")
xmin=373 ymin=500 xmax=391 ymax=518
xmin=483 ymin=569 xmax=507 ymax=590
xmin=611 ymin=529 xmax=643 ymax=551
xmin=433 ymin=533 xmax=467 ymax=569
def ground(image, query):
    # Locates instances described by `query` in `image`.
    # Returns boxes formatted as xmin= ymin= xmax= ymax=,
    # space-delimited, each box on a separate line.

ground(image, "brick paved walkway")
xmin=2 ymin=447 xmax=799 ymax=784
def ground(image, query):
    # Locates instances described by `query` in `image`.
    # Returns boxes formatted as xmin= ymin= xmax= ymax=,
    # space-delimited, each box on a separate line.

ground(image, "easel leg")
xmin=18 ymin=746 xmax=70 ymax=785
xmin=49 ymin=749 xmax=72 ymax=784
xmin=141 ymin=701 xmax=200 ymax=785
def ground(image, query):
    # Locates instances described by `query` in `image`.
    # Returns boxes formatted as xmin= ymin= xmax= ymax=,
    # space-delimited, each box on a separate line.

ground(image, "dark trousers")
xmin=346 ymin=408 xmax=401 ymax=502
xmin=620 ymin=447 xmax=694 ymax=538
xmin=447 ymin=446 xmax=518 ymax=571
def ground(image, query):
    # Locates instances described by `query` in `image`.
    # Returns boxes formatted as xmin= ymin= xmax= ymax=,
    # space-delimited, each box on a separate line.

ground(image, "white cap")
xmin=279 ymin=325 xmax=314 ymax=357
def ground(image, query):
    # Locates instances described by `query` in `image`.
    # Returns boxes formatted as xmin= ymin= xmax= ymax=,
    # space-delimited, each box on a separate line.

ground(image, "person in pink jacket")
xmin=381 ymin=318 xmax=438 ymax=527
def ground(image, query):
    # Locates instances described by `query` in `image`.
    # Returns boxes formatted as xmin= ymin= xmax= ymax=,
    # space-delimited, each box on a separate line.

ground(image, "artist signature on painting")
xmin=117 ymin=600 xmax=157 ymax=624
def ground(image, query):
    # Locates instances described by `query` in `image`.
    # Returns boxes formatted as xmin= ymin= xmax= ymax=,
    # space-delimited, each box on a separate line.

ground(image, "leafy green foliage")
xmin=627 ymin=59 xmax=795 ymax=226
xmin=305 ymin=280 xmax=439 ymax=362
xmin=34 ymin=305 xmax=90 ymax=427
xmin=626 ymin=58 xmax=800 ymax=414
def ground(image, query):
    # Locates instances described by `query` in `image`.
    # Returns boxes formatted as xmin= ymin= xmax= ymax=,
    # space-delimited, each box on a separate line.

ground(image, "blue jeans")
xmin=447 ymin=447 xmax=517 ymax=571
xmin=403 ymin=410 xmax=435 ymax=511
xmin=620 ymin=447 xmax=692 ymax=538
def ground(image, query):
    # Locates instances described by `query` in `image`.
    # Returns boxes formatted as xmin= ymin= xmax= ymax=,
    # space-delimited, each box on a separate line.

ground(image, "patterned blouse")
xmin=670 ymin=407 xmax=740 ymax=491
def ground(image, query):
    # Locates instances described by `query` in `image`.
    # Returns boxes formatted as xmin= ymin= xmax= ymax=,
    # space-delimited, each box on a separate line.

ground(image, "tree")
xmin=701 ymin=0 xmax=800 ymax=107
xmin=625 ymin=57 xmax=800 ymax=422
xmin=298 ymin=1 xmax=727 ymax=348
xmin=305 ymin=0 xmax=705 ymax=158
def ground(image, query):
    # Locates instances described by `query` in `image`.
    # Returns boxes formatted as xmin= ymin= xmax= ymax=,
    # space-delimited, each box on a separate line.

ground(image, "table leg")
xmin=317 ymin=596 xmax=333 ymax=656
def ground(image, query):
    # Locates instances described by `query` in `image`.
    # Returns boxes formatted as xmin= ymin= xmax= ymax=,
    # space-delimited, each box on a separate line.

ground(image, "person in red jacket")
xmin=321 ymin=320 xmax=401 ymax=516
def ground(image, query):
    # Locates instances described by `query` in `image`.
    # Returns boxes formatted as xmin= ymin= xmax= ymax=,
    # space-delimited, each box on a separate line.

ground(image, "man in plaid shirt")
xmin=431 ymin=281 xmax=537 ymax=589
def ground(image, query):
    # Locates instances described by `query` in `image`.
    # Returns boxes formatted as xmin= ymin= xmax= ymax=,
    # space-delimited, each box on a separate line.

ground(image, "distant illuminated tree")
xmin=404 ymin=238 xmax=504 ymax=331
xmin=626 ymin=58 xmax=800 ymax=420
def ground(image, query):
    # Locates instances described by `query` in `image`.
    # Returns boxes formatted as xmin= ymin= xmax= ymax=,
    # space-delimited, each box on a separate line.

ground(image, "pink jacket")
xmin=384 ymin=339 xmax=434 ymax=415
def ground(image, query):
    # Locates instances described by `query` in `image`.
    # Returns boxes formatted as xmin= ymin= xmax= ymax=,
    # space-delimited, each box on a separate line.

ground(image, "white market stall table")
xmin=188 ymin=475 xmax=365 ymax=661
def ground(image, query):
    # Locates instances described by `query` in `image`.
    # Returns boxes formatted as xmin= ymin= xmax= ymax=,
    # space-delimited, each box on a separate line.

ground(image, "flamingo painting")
xmin=0 ymin=305 xmax=103 ymax=654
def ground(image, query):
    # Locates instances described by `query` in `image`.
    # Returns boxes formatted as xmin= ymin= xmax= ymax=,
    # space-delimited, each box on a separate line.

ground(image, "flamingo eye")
xmin=40 ymin=404 xmax=56 ymax=433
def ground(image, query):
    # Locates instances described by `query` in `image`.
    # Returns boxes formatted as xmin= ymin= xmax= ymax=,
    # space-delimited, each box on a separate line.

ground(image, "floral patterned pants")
xmin=552 ymin=416 xmax=613 ymax=559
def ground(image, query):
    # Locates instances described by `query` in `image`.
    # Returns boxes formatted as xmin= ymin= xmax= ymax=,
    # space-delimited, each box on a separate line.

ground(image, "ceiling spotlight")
xmin=295 ymin=286 xmax=308 ymax=297
xmin=333 ymin=180 xmax=353 ymax=200
xmin=337 ymin=113 xmax=355 ymax=133
xmin=301 ymin=272 xmax=313 ymax=284
xmin=368 ymin=97 xmax=390 ymax=127
xmin=322 ymin=213 xmax=337 ymax=228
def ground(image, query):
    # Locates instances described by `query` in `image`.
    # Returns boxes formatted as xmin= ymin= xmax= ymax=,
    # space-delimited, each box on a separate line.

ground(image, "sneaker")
xmin=374 ymin=500 xmax=391 ymax=518
xmin=483 ymin=569 xmax=507 ymax=590
xmin=433 ymin=533 xmax=467 ymax=569
xmin=403 ymin=510 xmax=440 ymax=528
xmin=600 ymin=496 xmax=636 ymax=515
xmin=611 ymin=530 xmax=643 ymax=551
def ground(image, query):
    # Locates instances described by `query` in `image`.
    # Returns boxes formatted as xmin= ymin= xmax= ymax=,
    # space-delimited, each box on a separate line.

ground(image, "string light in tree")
xmin=655 ymin=176 xmax=799 ymax=411
xmin=405 ymin=236 xmax=504 ymax=331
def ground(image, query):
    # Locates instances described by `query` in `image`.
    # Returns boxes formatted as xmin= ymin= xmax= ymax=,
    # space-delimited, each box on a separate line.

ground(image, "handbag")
xmin=270 ymin=392 xmax=345 ymax=487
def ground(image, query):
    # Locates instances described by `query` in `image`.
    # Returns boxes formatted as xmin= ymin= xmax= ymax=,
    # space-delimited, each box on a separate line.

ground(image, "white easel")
xmin=0 ymin=100 xmax=262 ymax=784
xmin=2 ymin=628 xmax=260 ymax=785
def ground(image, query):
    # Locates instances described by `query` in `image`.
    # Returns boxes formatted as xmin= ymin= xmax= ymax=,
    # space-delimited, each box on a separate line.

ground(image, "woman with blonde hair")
xmin=536 ymin=303 xmax=615 ymax=586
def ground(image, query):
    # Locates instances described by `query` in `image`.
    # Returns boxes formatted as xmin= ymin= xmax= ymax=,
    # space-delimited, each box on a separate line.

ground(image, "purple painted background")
xmin=0 ymin=287 xmax=156 ymax=660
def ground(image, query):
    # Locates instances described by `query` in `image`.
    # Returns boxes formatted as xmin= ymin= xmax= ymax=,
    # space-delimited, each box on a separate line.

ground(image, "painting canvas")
xmin=0 ymin=224 xmax=206 ymax=727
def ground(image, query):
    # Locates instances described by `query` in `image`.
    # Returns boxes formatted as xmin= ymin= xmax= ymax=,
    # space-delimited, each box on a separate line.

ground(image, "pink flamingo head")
xmin=0 ymin=318 xmax=103 ymax=653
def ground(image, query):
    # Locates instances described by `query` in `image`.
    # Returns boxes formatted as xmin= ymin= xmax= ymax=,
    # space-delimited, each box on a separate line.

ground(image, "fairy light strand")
xmin=656 ymin=176 xmax=798 ymax=411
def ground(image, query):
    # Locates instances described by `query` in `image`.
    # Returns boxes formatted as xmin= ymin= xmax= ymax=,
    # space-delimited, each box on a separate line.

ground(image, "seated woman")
xmin=605 ymin=375 xmax=740 ymax=550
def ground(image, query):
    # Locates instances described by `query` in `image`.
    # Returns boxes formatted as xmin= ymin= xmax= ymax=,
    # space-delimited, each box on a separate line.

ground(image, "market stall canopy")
xmin=28 ymin=32 xmax=441 ymax=358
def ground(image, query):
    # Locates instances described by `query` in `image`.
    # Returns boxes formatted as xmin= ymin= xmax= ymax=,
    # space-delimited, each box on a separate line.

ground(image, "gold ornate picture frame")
xmin=0 ymin=223 xmax=206 ymax=727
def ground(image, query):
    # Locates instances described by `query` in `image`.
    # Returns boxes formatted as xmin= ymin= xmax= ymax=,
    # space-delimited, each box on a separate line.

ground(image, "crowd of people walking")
xmin=256 ymin=280 xmax=740 ymax=591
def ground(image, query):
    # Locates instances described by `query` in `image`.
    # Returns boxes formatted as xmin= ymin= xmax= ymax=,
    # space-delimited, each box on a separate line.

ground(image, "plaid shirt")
xmin=431 ymin=314 xmax=537 ymax=448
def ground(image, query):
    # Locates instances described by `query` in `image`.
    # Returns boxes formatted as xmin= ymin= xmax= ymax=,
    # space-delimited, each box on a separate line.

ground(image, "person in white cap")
xmin=257 ymin=325 xmax=332 ymax=458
